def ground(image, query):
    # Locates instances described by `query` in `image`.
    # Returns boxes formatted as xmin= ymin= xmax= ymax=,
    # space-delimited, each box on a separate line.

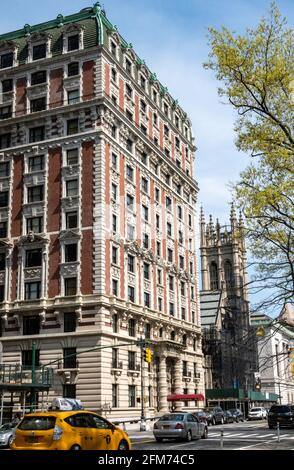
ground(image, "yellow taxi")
xmin=11 ymin=410 xmax=131 ymax=450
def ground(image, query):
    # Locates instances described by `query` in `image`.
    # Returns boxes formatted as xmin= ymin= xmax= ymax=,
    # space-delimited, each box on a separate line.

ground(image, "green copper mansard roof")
xmin=0 ymin=3 xmax=192 ymax=127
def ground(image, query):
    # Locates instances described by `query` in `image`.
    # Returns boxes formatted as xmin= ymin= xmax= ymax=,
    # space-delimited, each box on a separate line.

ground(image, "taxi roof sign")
xmin=50 ymin=398 xmax=84 ymax=411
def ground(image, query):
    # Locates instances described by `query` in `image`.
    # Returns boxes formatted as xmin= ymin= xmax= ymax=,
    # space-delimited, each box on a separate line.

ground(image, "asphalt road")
xmin=130 ymin=420 xmax=294 ymax=450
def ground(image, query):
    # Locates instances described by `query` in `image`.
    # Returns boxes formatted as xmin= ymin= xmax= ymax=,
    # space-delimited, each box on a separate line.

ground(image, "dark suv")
xmin=206 ymin=407 xmax=225 ymax=425
xmin=268 ymin=404 xmax=294 ymax=429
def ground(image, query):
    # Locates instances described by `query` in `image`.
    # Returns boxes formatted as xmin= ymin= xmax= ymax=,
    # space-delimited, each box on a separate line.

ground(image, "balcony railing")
xmin=0 ymin=363 xmax=53 ymax=386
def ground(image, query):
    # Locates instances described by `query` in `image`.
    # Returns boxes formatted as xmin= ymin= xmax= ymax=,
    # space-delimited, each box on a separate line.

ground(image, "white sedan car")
xmin=248 ymin=407 xmax=267 ymax=420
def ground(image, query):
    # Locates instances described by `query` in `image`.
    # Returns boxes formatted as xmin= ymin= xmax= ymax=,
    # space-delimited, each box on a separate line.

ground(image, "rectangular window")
xmin=65 ymin=243 xmax=77 ymax=262
xmin=178 ymin=206 xmax=182 ymax=219
xmin=0 ymin=191 xmax=9 ymax=207
xmin=126 ymin=139 xmax=133 ymax=152
xmin=2 ymin=79 xmax=13 ymax=93
xmin=0 ymin=254 xmax=5 ymax=271
xmin=144 ymin=292 xmax=150 ymax=308
xmin=128 ymin=285 xmax=135 ymax=303
xmin=0 ymin=221 xmax=7 ymax=238
xmin=143 ymin=263 xmax=150 ymax=280
xmin=166 ymin=196 xmax=172 ymax=210
xmin=140 ymin=124 xmax=147 ymax=135
xmin=67 ymin=89 xmax=79 ymax=105
xmin=112 ymin=214 xmax=117 ymax=233
xmin=126 ymin=194 xmax=134 ymax=211
xmin=164 ymin=148 xmax=170 ymax=158
xmin=156 ymin=214 xmax=160 ymax=230
xmin=68 ymin=34 xmax=79 ymax=51
xmin=175 ymin=136 xmax=180 ymax=149
xmin=0 ymin=105 xmax=12 ymax=120
xmin=1 ymin=52 xmax=13 ymax=69
xmin=181 ymin=308 xmax=186 ymax=320
xmin=27 ymin=186 xmax=44 ymax=203
xmin=28 ymin=155 xmax=44 ymax=172
xmin=155 ymin=187 xmax=160 ymax=203
xmin=25 ymin=282 xmax=41 ymax=300
xmin=63 ymin=384 xmax=76 ymax=399
xmin=67 ymin=119 xmax=79 ymax=135
xmin=23 ymin=315 xmax=40 ymax=335
xmin=31 ymin=70 xmax=46 ymax=85
xmin=126 ymin=109 xmax=133 ymax=121
xmin=169 ymin=302 xmax=174 ymax=316
xmin=181 ymin=281 xmax=185 ymax=296
xmin=66 ymin=148 xmax=79 ymax=166
xmin=112 ymin=246 xmax=118 ymax=265
xmin=126 ymin=165 xmax=134 ymax=181
xmin=111 ymin=68 xmax=117 ymax=82
xmin=169 ymin=276 xmax=174 ymax=291
xmin=63 ymin=347 xmax=77 ymax=369
xmin=128 ymin=351 xmax=136 ymax=370
xmin=156 ymin=242 xmax=161 ymax=256
xmin=0 ymin=133 xmax=11 ymax=149
xmin=128 ymin=385 xmax=136 ymax=408
xmin=128 ymin=318 xmax=136 ymax=337
xmin=111 ymin=183 xmax=117 ymax=201
xmin=157 ymin=269 xmax=162 ymax=285
xmin=164 ymin=125 xmax=169 ymax=138
xmin=140 ymin=75 xmax=146 ymax=90
xmin=29 ymin=126 xmax=45 ymax=143
xmin=68 ymin=62 xmax=79 ymax=77
xmin=112 ymin=153 xmax=118 ymax=169
xmin=179 ymin=256 xmax=185 ymax=270
xmin=188 ymin=214 xmax=192 ymax=227
xmin=64 ymin=277 xmax=77 ymax=296
xmin=112 ymin=313 xmax=118 ymax=332
xmin=22 ymin=349 xmax=40 ymax=367
xmin=143 ymin=233 xmax=149 ymax=249
xmin=26 ymin=249 xmax=42 ymax=267
xmin=112 ymin=279 xmax=118 ymax=296
xmin=66 ymin=211 xmax=78 ymax=229
xmin=140 ymin=99 xmax=146 ymax=113
xmin=33 ymin=44 xmax=46 ymax=60
xmin=191 ymin=286 xmax=195 ymax=300
xmin=125 ymin=58 xmax=132 ymax=74
xmin=142 ymin=205 xmax=148 ymax=222
xmin=110 ymin=42 xmax=117 ymax=57
xmin=145 ymin=323 xmax=151 ymax=339
xmin=127 ymin=224 xmax=135 ymax=241
xmin=64 ymin=312 xmax=76 ymax=332
xmin=141 ymin=177 xmax=148 ymax=193
xmin=128 ymin=255 xmax=135 ymax=273
xmin=158 ymin=297 xmax=163 ymax=312
xmin=66 ymin=179 xmax=78 ymax=197
xmin=167 ymin=222 xmax=172 ymax=237
xmin=167 ymin=248 xmax=173 ymax=263
xmin=112 ymin=384 xmax=118 ymax=408
xmin=179 ymin=231 xmax=183 ymax=245
xmin=125 ymin=83 xmax=132 ymax=98
xmin=26 ymin=217 xmax=43 ymax=234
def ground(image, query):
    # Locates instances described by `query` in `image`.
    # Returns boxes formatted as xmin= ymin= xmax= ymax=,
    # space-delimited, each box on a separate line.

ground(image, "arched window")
xmin=210 ymin=262 xmax=219 ymax=290
xmin=170 ymin=330 xmax=175 ymax=341
xmin=224 ymin=260 xmax=233 ymax=287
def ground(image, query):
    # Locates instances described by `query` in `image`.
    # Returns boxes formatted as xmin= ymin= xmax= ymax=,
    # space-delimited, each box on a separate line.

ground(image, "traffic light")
xmin=143 ymin=348 xmax=152 ymax=363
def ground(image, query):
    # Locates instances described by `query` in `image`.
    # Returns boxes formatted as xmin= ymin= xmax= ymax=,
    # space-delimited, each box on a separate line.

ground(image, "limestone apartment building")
xmin=0 ymin=5 xmax=203 ymax=418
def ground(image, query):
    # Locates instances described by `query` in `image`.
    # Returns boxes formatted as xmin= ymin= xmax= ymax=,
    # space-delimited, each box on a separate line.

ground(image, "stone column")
xmin=158 ymin=355 xmax=168 ymax=413
xmin=174 ymin=358 xmax=182 ymax=411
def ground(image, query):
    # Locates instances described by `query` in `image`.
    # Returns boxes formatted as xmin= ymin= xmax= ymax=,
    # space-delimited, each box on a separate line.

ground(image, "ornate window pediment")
xmin=0 ymin=40 xmax=19 ymax=68
xmin=59 ymin=229 xmax=81 ymax=241
xmin=26 ymin=32 xmax=52 ymax=62
xmin=62 ymin=24 xmax=85 ymax=53
xmin=18 ymin=232 xmax=49 ymax=246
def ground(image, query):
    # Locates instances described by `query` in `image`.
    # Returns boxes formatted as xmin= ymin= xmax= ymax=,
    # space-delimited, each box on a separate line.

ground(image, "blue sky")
xmin=1 ymin=0 xmax=293 ymax=311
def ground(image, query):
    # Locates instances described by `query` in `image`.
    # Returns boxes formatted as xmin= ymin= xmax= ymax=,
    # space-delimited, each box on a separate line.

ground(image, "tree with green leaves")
xmin=204 ymin=3 xmax=294 ymax=312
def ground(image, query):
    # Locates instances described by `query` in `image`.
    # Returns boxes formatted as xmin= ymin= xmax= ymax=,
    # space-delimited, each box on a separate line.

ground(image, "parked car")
xmin=228 ymin=408 xmax=245 ymax=423
xmin=268 ymin=404 xmax=294 ymax=429
xmin=248 ymin=407 xmax=267 ymax=420
xmin=10 ymin=411 xmax=131 ymax=450
xmin=193 ymin=411 xmax=210 ymax=424
xmin=207 ymin=407 xmax=225 ymax=425
xmin=153 ymin=412 xmax=208 ymax=442
xmin=0 ymin=423 xmax=16 ymax=448
xmin=224 ymin=410 xmax=235 ymax=423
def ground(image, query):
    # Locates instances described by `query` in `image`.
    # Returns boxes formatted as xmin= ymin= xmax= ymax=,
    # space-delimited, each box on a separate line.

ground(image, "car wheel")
xmin=70 ymin=444 xmax=81 ymax=450
xmin=155 ymin=437 xmax=163 ymax=443
xmin=8 ymin=435 xmax=13 ymax=447
xmin=201 ymin=428 xmax=208 ymax=439
xmin=186 ymin=430 xmax=192 ymax=442
xmin=118 ymin=439 xmax=129 ymax=450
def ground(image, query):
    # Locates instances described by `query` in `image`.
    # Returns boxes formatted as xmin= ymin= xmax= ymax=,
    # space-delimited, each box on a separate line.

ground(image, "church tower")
xmin=200 ymin=204 xmax=255 ymax=391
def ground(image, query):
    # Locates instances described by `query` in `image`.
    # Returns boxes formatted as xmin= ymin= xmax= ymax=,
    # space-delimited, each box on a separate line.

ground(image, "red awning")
xmin=167 ymin=394 xmax=205 ymax=402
